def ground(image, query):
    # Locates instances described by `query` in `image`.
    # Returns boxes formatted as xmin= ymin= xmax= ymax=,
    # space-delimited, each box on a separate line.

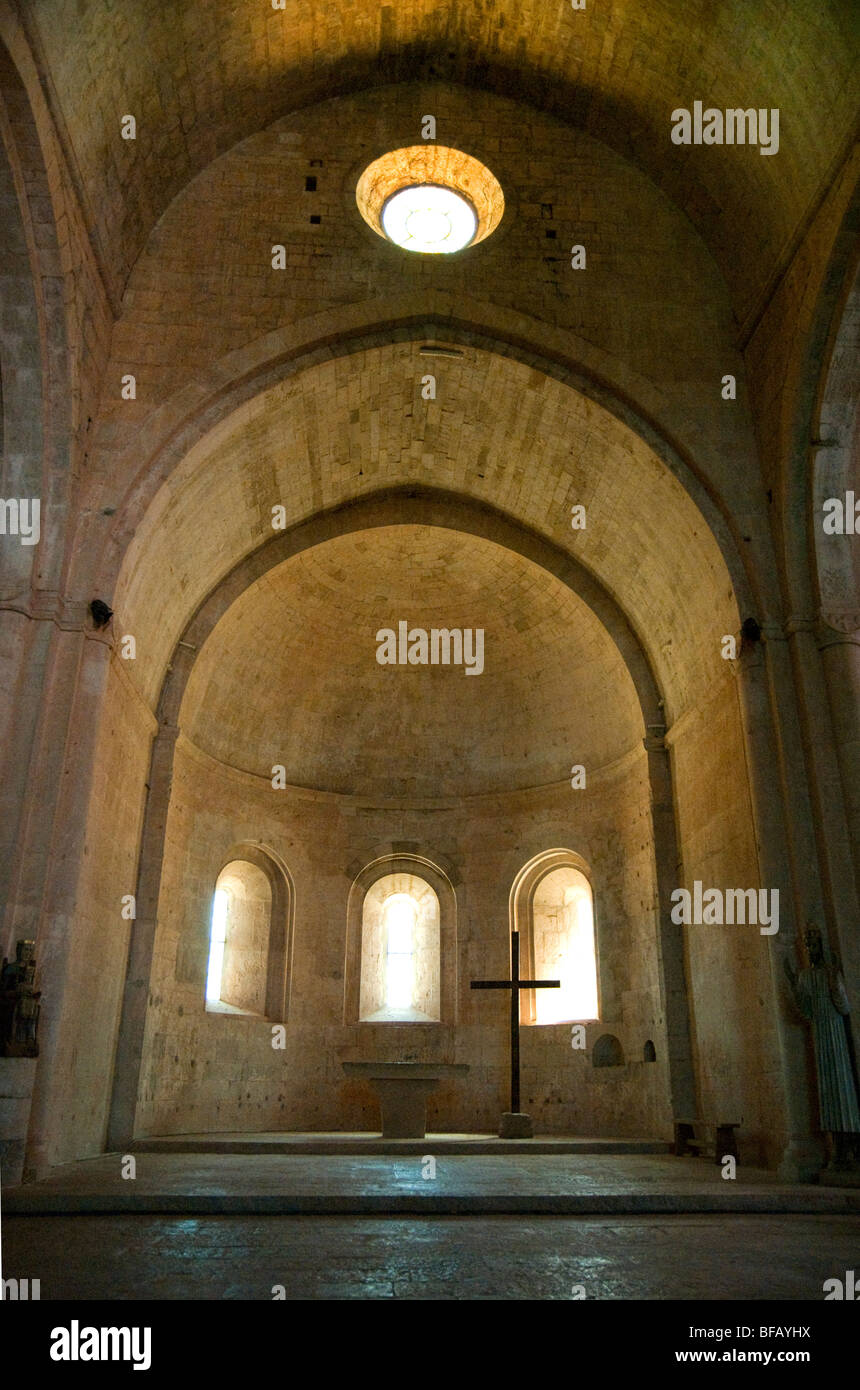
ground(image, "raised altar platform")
xmin=130 ymin=1131 xmax=672 ymax=1155
xmin=5 ymin=1149 xmax=858 ymax=1216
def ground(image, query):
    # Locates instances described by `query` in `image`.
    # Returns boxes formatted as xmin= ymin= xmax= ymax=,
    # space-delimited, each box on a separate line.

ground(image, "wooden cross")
xmin=470 ymin=931 xmax=560 ymax=1114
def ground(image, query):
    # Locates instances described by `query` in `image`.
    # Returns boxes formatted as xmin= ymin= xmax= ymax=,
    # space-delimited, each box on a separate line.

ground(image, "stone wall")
xmin=44 ymin=659 xmax=154 ymax=1164
xmin=136 ymin=736 xmax=671 ymax=1141
xmin=3 ymin=8 xmax=847 ymax=1179
xmin=89 ymin=79 xmax=762 ymax=591
xmin=669 ymin=670 xmax=783 ymax=1166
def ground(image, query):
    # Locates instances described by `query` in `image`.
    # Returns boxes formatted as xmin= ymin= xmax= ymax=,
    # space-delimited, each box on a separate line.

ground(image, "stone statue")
xmin=785 ymin=924 xmax=860 ymax=1168
xmin=0 ymin=939 xmax=41 ymax=1057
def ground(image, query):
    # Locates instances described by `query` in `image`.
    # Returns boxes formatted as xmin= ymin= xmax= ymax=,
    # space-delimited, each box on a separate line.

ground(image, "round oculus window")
xmin=380 ymin=184 xmax=478 ymax=254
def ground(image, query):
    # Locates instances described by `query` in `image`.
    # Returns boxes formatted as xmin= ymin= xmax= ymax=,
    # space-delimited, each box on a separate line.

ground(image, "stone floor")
xmin=6 ymin=1151 xmax=859 ymax=1214
xmin=3 ymin=1212 xmax=857 ymax=1300
xmin=5 ymin=1152 xmax=857 ymax=1300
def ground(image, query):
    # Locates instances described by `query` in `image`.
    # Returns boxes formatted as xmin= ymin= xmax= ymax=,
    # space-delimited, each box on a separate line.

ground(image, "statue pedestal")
xmin=777 ymin=1136 xmax=826 ymax=1184
xmin=499 ymin=1111 xmax=533 ymax=1139
xmin=342 ymin=1062 xmax=468 ymax=1138
xmin=0 ymin=1057 xmax=37 ymax=1185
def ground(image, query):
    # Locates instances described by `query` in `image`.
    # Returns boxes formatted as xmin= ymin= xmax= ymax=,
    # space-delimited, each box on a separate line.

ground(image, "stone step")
xmin=129 ymin=1132 xmax=673 ymax=1157
xmin=7 ymin=1189 xmax=860 ymax=1216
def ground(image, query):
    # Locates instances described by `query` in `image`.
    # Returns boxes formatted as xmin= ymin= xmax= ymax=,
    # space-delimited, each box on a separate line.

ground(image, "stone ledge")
xmin=7 ymin=1189 xmax=858 ymax=1216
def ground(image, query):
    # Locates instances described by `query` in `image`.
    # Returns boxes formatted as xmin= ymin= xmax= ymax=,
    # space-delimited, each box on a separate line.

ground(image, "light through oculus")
xmin=381 ymin=184 xmax=478 ymax=254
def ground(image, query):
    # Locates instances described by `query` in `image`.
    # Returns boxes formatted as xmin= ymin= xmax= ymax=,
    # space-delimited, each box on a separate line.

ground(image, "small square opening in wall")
xmin=310 ymin=214 xmax=321 ymax=224
xmin=305 ymin=176 xmax=317 ymax=191
xmin=545 ymin=229 xmax=557 ymax=239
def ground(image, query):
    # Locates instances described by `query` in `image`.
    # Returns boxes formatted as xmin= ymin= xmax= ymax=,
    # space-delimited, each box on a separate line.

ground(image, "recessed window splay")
xmin=355 ymin=146 xmax=504 ymax=253
xmin=359 ymin=874 xmax=441 ymax=1022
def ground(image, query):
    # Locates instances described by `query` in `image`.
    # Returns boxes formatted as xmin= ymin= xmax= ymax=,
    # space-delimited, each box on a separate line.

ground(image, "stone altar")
xmin=342 ymin=1061 xmax=469 ymax=1138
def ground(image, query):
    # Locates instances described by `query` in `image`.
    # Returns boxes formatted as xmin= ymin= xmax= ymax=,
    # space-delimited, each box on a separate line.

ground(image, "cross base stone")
xmin=499 ymin=1111 xmax=533 ymax=1139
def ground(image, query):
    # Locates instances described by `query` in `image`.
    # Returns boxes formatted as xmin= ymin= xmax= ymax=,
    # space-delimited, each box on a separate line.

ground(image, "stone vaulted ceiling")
xmin=24 ymin=0 xmax=859 ymax=329
xmin=179 ymin=525 xmax=644 ymax=798
xmin=112 ymin=344 xmax=739 ymax=723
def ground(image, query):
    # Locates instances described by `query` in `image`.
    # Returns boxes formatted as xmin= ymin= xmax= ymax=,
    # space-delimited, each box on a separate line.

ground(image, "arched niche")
xmin=510 ymin=848 xmax=600 ymax=1026
xmin=344 ymin=853 xmax=457 ymax=1026
xmin=593 ymin=1034 xmax=624 ymax=1068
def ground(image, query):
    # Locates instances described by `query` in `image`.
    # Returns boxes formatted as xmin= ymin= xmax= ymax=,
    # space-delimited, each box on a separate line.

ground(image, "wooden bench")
xmin=674 ymin=1119 xmax=740 ymax=1163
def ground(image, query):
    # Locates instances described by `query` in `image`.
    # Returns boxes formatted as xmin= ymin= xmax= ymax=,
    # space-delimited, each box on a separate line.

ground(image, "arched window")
xmin=357 ymin=871 xmax=442 ymax=1022
xmin=204 ymin=849 xmax=292 ymax=1020
xmin=511 ymin=850 xmax=599 ymax=1025
xmin=344 ymin=851 xmax=458 ymax=1026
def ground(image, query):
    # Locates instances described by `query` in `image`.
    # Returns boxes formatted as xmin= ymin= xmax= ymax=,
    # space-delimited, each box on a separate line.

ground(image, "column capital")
xmin=643 ymin=725 xmax=667 ymax=753
xmin=783 ymin=611 xmax=860 ymax=646
xmin=783 ymin=614 xmax=816 ymax=637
